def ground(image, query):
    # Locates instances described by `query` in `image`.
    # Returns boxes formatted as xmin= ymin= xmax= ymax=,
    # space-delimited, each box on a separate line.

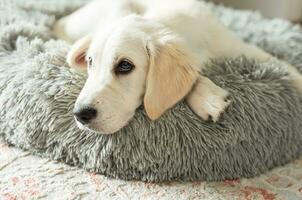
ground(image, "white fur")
xmin=53 ymin=0 xmax=302 ymax=134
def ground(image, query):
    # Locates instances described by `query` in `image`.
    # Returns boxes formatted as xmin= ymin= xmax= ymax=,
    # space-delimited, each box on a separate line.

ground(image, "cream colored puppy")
xmin=53 ymin=0 xmax=302 ymax=134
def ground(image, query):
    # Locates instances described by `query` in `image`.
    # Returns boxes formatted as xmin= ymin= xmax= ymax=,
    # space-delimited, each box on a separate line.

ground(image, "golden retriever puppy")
xmin=53 ymin=0 xmax=302 ymax=134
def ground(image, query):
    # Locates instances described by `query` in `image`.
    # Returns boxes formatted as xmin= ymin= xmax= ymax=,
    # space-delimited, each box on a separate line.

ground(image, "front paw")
xmin=202 ymin=94 xmax=231 ymax=122
xmin=186 ymin=77 xmax=231 ymax=122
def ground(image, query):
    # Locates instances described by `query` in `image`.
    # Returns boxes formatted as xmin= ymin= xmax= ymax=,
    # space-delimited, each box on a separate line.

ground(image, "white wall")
xmin=212 ymin=0 xmax=302 ymax=21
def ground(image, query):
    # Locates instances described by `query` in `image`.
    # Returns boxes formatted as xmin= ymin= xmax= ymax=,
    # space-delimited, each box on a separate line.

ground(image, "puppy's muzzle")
xmin=73 ymin=106 xmax=97 ymax=125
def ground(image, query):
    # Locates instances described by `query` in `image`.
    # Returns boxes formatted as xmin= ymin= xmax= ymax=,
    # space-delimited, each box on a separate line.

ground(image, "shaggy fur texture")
xmin=0 ymin=0 xmax=301 ymax=181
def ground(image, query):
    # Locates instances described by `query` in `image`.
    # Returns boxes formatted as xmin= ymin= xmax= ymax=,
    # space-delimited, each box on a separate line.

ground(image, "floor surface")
xmin=1 ymin=138 xmax=302 ymax=200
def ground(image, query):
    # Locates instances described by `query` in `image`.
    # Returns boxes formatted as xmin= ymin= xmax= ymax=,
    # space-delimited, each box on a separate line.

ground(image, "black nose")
xmin=73 ymin=106 xmax=97 ymax=125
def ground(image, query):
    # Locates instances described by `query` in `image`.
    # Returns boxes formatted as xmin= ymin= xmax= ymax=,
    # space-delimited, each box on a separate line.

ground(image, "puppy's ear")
xmin=67 ymin=35 xmax=91 ymax=71
xmin=144 ymin=35 xmax=198 ymax=120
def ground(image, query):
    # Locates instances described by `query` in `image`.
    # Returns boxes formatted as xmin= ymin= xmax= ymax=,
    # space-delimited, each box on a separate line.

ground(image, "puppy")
xmin=53 ymin=0 xmax=302 ymax=134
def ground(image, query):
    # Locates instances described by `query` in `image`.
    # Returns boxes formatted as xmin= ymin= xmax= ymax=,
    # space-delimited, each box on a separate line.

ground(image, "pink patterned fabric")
xmin=1 ymin=139 xmax=301 ymax=200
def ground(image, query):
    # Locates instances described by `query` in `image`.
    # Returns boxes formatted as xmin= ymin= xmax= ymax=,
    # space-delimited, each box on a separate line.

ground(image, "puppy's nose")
xmin=73 ymin=106 xmax=97 ymax=125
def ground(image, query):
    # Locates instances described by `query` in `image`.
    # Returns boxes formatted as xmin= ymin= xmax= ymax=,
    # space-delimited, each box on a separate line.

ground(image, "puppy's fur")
xmin=53 ymin=0 xmax=302 ymax=134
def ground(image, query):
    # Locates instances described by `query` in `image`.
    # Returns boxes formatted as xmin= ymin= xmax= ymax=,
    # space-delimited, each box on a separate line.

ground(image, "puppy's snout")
xmin=73 ymin=106 xmax=97 ymax=125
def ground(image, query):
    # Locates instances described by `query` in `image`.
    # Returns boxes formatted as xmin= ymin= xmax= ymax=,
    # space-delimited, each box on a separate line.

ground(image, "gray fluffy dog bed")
xmin=0 ymin=0 xmax=302 ymax=182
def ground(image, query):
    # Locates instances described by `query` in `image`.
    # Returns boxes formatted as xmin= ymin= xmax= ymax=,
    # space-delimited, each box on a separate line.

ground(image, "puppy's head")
xmin=68 ymin=15 xmax=198 ymax=134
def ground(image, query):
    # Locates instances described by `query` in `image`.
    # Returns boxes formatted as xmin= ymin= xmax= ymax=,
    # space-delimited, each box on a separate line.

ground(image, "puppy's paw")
xmin=186 ymin=77 xmax=231 ymax=122
xmin=202 ymin=93 xmax=231 ymax=122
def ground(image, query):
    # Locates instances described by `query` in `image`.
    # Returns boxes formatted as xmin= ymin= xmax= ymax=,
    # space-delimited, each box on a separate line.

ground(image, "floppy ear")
xmin=144 ymin=35 xmax=199 ymax=120
xmin=67 ymin=35 xmax=91 ymax=71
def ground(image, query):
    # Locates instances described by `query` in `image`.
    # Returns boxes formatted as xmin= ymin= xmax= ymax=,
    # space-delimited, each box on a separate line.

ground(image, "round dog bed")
xmin=0 ymin=0 xmax=301 ymax=182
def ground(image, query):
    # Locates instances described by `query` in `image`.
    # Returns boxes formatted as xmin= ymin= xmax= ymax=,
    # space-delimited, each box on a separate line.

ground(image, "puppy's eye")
xmin=88 ymin=57 xmax=93 ymax=67
xmin=115 ymin=59 xmax=135 ymax=75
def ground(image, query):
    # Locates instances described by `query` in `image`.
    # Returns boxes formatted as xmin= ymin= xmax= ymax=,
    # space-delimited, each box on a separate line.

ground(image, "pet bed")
xmin=0 ymin=0 xmax=301 ymax=182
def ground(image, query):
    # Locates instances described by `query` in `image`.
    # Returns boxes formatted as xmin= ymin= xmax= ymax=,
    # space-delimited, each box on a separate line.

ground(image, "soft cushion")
xmin=0 ymin=0 xmax=301 ymax=181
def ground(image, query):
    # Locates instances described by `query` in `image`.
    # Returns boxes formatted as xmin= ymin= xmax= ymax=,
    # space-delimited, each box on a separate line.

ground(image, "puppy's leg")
xmin=186 ymin=76 xmax=231 ymax=122
xmin=239 ymin=43 xmax=302 ymax=93
xmin=53 ymin=0 xmax=130 ymax=43
xmin=53 ymin=0 xmax=103 ymax=43
xmin=222 ymin=33 xmax=302 ymax=93
xmin=53 ymin=0 xmax=139 ymax=43
xmin=53 ymin=17 xmax=73 ymax=43
xmin=280 ymin=61 xmax=302 ymax=93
